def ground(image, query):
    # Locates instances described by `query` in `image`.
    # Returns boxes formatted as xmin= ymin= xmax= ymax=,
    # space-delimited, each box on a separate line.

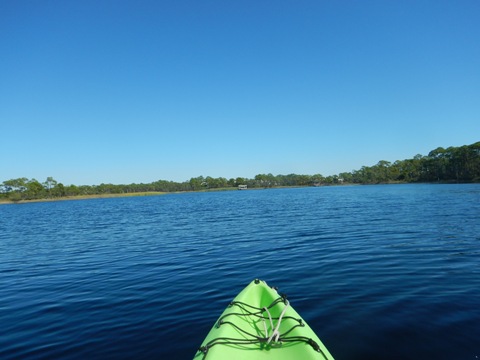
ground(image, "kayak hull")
xmin=194 ymin=279 xmax=334 ymax=359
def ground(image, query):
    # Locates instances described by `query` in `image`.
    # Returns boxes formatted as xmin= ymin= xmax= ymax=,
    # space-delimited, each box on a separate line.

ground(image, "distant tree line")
xmin=342 ymin=141 xmax=480 ymax=184
xmin=1 ymin=142 xmax=479 ymax=202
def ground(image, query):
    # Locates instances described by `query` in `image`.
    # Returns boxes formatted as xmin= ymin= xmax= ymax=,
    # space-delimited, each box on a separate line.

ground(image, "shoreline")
xmin=0 ymin=186 xmax=301 ymax=205
xmin=2 ymin=182 xmax=467 ymax=205
xmin=0 ymin=191 xmax=168 ymax=205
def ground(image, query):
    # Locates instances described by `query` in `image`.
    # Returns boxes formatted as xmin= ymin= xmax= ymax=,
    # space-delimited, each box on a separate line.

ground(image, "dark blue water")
xmin=1 ymin=184 xmax=479 ymax=359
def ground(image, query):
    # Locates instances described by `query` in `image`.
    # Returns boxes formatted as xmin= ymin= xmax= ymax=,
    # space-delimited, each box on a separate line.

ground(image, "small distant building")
xmin=238 ymin=184 xmax=247 ymax=190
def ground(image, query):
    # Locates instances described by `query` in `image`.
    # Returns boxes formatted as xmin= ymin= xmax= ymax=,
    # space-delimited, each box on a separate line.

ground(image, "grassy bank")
xmin=0 ymin=191 xmax=167 ymax=205
xmin=0 ymin=184 xmax=348 ymax=205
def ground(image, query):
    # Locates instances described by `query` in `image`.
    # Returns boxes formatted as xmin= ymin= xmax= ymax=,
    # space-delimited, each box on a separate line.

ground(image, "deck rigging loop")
xmin=262 ymin=298 xmax=290 ymax=344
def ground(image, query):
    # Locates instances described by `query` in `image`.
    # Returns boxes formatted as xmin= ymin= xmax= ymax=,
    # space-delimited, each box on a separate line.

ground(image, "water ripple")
xmin=0 ymin=184 xmax=479 ymax=359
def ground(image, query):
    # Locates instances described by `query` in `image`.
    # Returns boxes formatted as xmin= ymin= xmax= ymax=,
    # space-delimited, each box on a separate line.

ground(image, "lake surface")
xmin=1 ymin=184 xmax=479 ymax=359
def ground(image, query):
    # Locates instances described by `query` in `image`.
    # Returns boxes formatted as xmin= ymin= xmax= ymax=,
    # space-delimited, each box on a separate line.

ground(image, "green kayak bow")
xmin=194 ymin=279 xmax=334 ymax=359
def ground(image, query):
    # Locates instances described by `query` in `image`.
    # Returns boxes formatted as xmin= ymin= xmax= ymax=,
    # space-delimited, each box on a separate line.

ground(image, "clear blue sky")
xmin=1 ymin=1 xmax=479 ymax=185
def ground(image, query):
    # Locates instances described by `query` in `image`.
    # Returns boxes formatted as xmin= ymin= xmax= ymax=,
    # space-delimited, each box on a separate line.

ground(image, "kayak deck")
xmin=194 ymin=279 xmax=334 ymax=359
